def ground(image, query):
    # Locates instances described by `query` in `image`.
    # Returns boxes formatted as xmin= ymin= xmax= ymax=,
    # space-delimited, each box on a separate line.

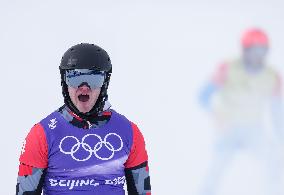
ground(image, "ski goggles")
xmin=65 ymin=69 xmax=105 ymax=89
xmin=244 ymin=46 xmax=268 ymax=57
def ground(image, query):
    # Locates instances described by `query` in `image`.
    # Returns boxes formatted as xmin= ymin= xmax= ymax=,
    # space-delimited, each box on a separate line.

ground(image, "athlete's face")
xmin=68 ymin=85 xmax=101 ymax=113
xmin=242 ymin=45 xmax=268 ymax=68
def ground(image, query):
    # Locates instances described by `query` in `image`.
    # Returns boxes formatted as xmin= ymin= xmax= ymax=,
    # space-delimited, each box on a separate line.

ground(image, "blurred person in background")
xmin=199 ymin=28 xmax=283 ymax=195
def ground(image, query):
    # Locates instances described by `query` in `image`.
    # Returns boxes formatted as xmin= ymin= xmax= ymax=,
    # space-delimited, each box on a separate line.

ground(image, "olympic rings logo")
xmin=59 ymin=133 xmax=123 ymax=162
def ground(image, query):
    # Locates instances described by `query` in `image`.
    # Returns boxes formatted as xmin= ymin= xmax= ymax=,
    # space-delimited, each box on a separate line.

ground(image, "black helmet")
xmin=59 ymin=43 xmax=112 ymax=119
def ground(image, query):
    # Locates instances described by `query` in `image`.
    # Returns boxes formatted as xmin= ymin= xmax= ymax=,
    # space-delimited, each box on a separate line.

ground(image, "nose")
xmin=78 ymin=82 xmax=91 ymax=90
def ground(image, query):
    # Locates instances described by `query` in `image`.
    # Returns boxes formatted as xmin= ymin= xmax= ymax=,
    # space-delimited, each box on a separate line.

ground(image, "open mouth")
xmin=78 ymin=94 xmax=90 ymax=102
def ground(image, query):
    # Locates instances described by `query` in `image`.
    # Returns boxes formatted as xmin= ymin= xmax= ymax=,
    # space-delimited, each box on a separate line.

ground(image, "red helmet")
xmin=241 ymin=28 xmax=269 ymax=48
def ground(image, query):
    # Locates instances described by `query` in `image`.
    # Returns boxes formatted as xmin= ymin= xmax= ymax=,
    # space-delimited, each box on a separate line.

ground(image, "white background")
xmin=1 ymin=0 xmax=284 ymax=194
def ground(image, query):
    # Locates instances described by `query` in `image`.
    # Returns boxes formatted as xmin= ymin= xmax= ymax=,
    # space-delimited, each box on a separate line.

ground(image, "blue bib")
xmin=40 ymin=110 xmax=133 ymax=195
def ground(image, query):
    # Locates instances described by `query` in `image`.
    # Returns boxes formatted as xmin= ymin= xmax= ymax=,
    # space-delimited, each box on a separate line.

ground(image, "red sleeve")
xmin=18 ymin=163 xmax=33 ymax=176
xmin=124 ymin=122 xmax=148 ymax=168
xmin=211 ymin=63 xmax=229 ymax=86
xmin=19 ymin=123 xmax=48 ymax=169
